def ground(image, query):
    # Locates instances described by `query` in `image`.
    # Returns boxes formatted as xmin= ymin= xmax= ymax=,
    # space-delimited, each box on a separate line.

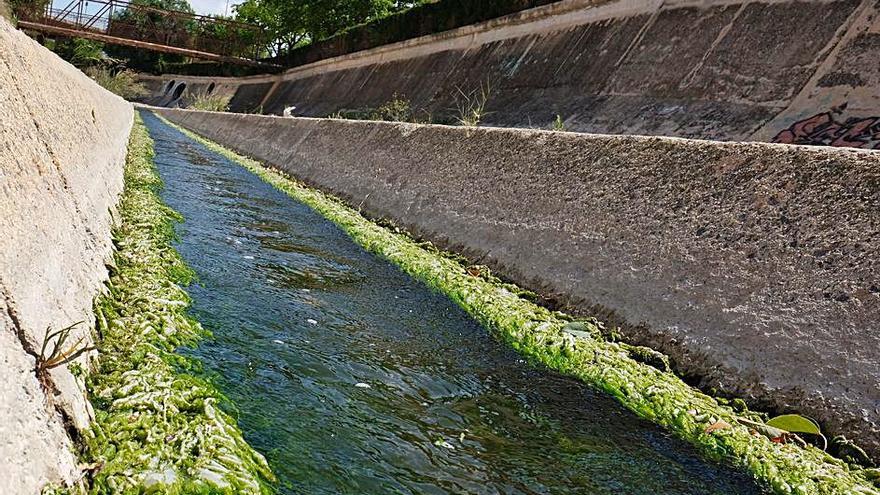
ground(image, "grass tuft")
xmin=453 ymin=80 xmax=492 ymax=127
xmin=189 ymin=91 xmax=231 ymax=112
xmin=37 ymin=322 xmax=94 ymax=375
xmin=84 ymin=67 xmax=147 ymax=100
xmin=330 ymin=93 xmax=432 ymax=123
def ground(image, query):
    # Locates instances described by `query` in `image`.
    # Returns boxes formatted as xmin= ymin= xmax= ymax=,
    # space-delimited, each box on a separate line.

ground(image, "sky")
xmin=51 ymin=0 xmax=243 ymax=17
xmin=189 ymin=0 xmax=243 ymax=16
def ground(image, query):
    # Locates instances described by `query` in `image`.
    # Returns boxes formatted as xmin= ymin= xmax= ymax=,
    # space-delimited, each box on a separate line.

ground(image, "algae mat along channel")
xmin=140 ymin=112 xmax=764 ymax=494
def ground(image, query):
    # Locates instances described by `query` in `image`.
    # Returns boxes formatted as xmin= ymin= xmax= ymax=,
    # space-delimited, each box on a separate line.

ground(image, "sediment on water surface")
xmin=157 ymin=113 xmax=880 ymax=495
xmin=64 ymin=114 xmax=273 ymax=494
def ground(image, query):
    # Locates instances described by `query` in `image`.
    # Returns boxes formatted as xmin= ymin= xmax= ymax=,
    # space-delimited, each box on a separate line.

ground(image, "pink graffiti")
xmin=773 ymin=112 xmax=880 ymax=149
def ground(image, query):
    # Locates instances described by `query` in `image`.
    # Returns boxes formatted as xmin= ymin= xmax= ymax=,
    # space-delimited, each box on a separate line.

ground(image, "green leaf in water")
xmin=766 ymin=414 xmax=821 ymax=435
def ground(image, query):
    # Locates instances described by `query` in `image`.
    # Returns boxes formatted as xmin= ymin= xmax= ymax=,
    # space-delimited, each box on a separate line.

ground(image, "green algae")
xmin=73 ymin=114 xmax=274 ymax=494
xmin=158 ymin=113 xmax=880 ymax=495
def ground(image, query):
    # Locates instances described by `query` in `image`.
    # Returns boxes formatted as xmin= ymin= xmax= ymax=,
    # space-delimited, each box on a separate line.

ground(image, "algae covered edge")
xmin=156 ymin=112 xmax=880 ymax=495
xmin=69 ymin=113 xmax=274 ymax=494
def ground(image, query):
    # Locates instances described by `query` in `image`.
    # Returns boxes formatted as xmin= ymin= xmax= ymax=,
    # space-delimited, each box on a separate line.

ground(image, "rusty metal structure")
xmin=14 ymin=0 xmax=276 ymax=67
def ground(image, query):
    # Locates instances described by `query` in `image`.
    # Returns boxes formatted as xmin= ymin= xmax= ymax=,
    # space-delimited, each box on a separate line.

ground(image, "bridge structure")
xmin=14 ymin=0 xmax=278 ymax=68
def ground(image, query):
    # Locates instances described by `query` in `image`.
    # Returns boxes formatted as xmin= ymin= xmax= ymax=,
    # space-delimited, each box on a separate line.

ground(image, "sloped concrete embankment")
xmin=156 ymin=108 xmax=880 ymax=461
xmin=150 ymin=0 xmax=880 ymax=147
xmin=0 ymin=16 xmax=133 ymax=494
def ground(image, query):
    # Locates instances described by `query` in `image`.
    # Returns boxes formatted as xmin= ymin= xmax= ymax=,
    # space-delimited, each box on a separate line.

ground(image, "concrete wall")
xmin=147 ymin=0 xmax=880 ymax=148
xmin=0 ymin=17 xmax=133 ymax=493
xmin=156 ymin=107 xmax=880 ymax=460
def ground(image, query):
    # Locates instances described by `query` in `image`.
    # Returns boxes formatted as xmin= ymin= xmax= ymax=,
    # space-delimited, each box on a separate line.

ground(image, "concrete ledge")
xmin=156 ymin=107 xmax=880 ymax=460
xmin=0 ymin=16 xmax=132 ymax=493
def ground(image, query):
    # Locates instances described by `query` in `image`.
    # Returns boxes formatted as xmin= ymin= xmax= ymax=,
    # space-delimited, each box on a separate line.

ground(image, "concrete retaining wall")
xmin=157 ymin=107 xmax=880 ymax=460
xmin=147 ymin=0 xmax=880 ymax=148
xmin=0 ymin=17 xmax=133 ymax=493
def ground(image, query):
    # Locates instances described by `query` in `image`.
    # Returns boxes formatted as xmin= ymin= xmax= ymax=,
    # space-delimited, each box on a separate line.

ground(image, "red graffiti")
xmin=773 ymin=112 xmax=880 ymax=149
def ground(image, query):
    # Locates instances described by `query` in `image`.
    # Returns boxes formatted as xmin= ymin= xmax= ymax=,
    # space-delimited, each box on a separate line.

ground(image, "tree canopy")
xmin=111 ymin=0 xmax=196 ymax=33
xmin=234 ymin=0 xmax=425 ymax=56
xmin=43 ymin=0 xmax=426 ymax=70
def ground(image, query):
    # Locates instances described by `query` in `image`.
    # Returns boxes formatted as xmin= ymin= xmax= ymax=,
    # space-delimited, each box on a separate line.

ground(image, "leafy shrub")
xmin=370 ymin=93 xmax=413 ymax=121
xmin=84 ymin=66 xmax=148 ymax=100
xmin=330 ymin=94 xmax=431 ymax=123
xmin=189 ymin=91 xmax=231 ymax=112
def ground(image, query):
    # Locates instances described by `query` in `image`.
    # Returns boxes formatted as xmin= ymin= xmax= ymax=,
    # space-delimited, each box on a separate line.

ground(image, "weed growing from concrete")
xmin=160 ymin=113 xmax=880 ymax=495
xmin=71 ymin=114 xmax=274 ymax=494
xmin=329 ymin=93 xmax=432 ymax=123
xmin=190 ymin=91 xmax=231 ymax=112
xmin=453 ymin=80 xmax=492 ymax=126
xmin=370 ymin=92 xmax=413 ymax=121
xmin=36 ymin=322 xmax=93 ymax=373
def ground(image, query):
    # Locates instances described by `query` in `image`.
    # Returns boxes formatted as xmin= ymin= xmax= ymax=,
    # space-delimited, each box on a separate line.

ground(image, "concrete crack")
xmin=2 ymin=285 xmax=39 ymax=361
xmin=1 ymin=283 xmax=64 ymax=406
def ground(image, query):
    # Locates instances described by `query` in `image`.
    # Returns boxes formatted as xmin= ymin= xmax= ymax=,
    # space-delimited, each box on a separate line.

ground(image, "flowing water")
xmin=142 ymin=112 xmax=765 ymax=495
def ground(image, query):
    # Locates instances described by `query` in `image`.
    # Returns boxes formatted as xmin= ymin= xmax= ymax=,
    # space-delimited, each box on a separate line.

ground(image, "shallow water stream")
xmin=143 ymin=112 xmax=765 ymax=495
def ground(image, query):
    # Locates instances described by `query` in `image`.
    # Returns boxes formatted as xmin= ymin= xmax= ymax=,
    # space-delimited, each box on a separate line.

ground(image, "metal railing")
xmin=15 ymin=0 xmax=267 ymax=61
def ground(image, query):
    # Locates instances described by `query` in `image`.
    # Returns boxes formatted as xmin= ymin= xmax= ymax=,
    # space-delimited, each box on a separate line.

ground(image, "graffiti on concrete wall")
xmin=773 ymin=111 xmax=880 ymax=149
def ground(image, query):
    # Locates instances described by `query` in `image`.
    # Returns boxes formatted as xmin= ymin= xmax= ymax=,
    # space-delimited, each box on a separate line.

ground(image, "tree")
xmin=234 ymin=0 xmax=306 ymax=56
xmin=234 ymin=0 xmax=424 ymax=57
xmin=103 ymin=0 xmax=195 ymax=71
xmin=110 ymin=0 xmax=197 ymax=37
xmin=194 ymin=14 xmax=263 ymax=58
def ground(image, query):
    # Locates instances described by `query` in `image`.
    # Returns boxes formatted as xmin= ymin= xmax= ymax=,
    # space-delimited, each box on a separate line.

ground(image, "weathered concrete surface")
xmin=147 ymin=0 xmax=880 ymax=147
xmin=157 ymin=107 xmax=880 ymax=461
xmin=0 ymin=16 xmax=132 ymax=493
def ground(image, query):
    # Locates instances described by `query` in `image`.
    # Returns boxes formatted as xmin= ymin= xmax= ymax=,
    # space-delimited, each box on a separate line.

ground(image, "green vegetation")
xmin=330 ymin=93 xmax=431 ymax=123
xmin=234 ymin=0 xmax=429 ymax=57
xmin=552 ymin=114 xmax=565 ymax=131
xmin=83 ymin=66 xmax=148 ymax=100
xmin=330 ymin=86 xmax=497 ymax=126
xmin=370 ymin=92 xmax=416 ymax=121
xmin=36 ymin=323 xmax=94 ymax=378
xmin=102 ymin=0 xmax=259 ymax=71
xmin=160 ymin=113 xmax=880 ymax=495
xmin=103 ymin=0 xmax=194 ymax=71
xmin=38 ymin=37 xmax=147 ymax=100
xmin=453 ymin=80 xmax=492 ymax=127
xmin=190 ymin=91 xmax=231 ymax=112
xmin=277 ymin=0 xmax=556 ymax=67
xmin=59 ymin=38 xmax=104 ymax=67
xmin=6 ymin=0 xmax=46 ymax=19
xmin=67 ymin=114 xmax=273 ymax=494
xmin=70 ymin=42 xmax=102 ymax=66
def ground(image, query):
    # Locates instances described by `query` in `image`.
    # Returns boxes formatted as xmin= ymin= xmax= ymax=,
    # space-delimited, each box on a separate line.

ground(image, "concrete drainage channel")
xmin=139 ymin=110 xmax=767 ymax=494
xmin=137 ymin=109 xmax=879 ymax=495
xmin=153 ymin=108 xmax=880 ymax=462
